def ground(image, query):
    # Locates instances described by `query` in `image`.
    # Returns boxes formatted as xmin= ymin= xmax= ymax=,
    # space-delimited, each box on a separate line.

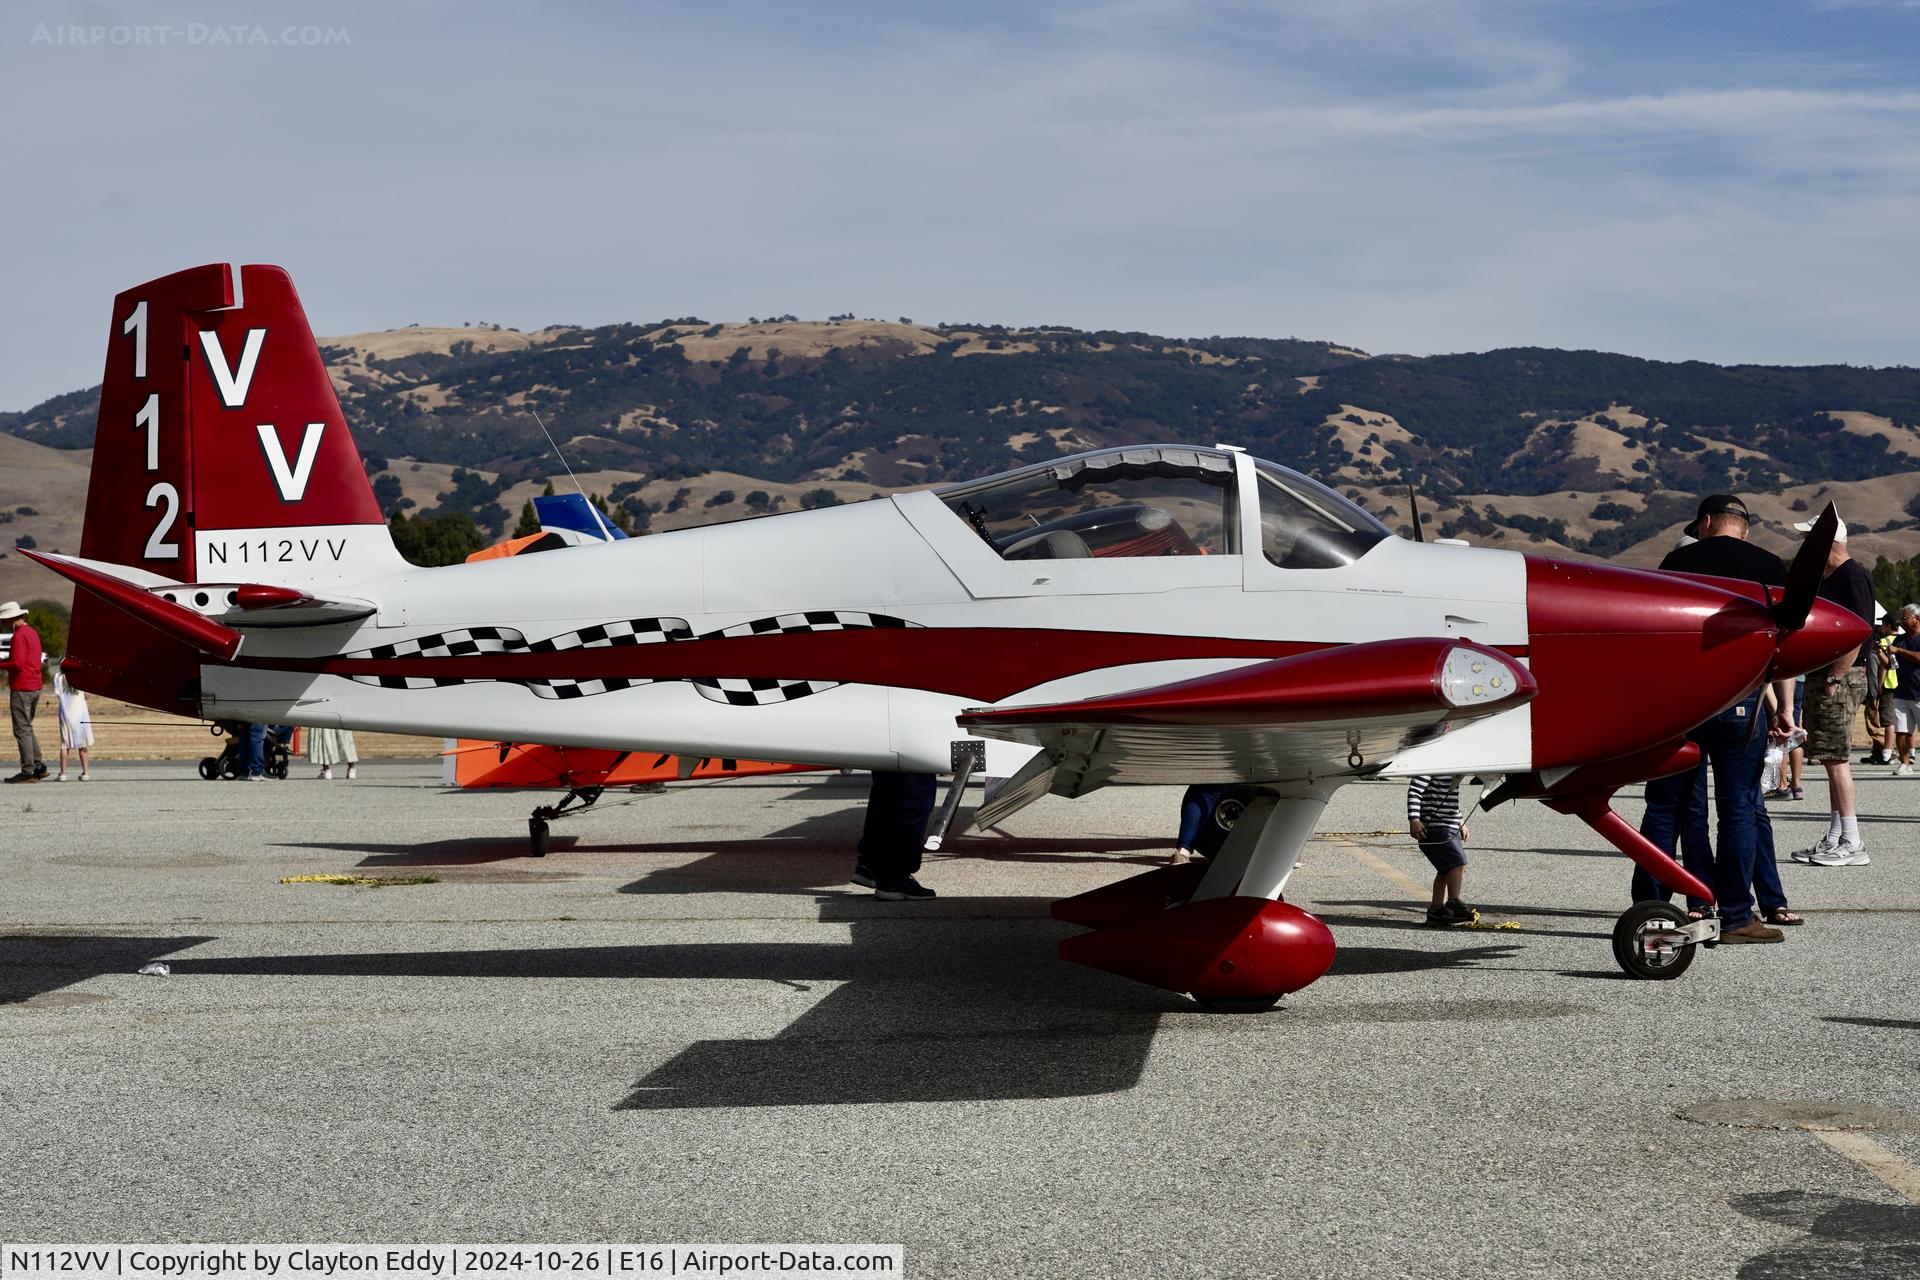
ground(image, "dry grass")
xmin=651 ymin=321 xmax=945 ymax=363
xmin=1515 ymin=411 xmax=1643 ymax=483
xmin=18 ymin=695 xmax=439 ymax=763
xmin=0 ymin=435 xmax=91 ymax=610
xmin=1829 ymin=411 xmax=1920 ymax=459
xmin=496 ymin=468 xmax=912 ymax=535
xmin=1325 ymin=404 xmax=1413 ymax=481
xmin=382 ymin=458 xmax=489 ymax=513
xmin=1635 ymin=474 xmax=1920 ymax=569
xmin=323 ymin=326 xmax=547 ymax=363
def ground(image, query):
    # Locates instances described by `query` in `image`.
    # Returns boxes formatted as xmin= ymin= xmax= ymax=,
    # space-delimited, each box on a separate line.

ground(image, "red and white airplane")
xmin=27 ymin=264 xmax=1868 ymax=1010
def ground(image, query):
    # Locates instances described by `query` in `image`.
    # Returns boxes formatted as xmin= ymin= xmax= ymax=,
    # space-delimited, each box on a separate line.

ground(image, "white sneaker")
xmin=1900 ymin=762 xmax=1915 ymax=776
xmin=346 ymin=764 xmax=358 ymax=780
xmin=318 ymin=766 xmax=332 ymax=781
xmin=1791 ymin=834 xmax=1839 ymax=864
xmin=55 ymin=772 xmax=67 ymax=782
xmin=1809 ymin=841 xmax=1870 ymax=867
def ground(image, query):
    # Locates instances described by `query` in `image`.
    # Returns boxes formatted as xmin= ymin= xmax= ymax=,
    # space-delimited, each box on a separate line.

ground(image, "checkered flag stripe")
xmin=524 ymin=677 xmax=647 ymax=700
xmin=704 ymin=610 xmax=915 ymax=640
xmin=691 ymin=676 xmax=842 ymax=706
xmin=527 ymin=617 xmax=691 ymax=652
xmin=351 ymin=675 xmax=467 ymax=691
xmin=359 ymin=625 xmax=529 ymax=661
xmin=342 ymin=612 xmax=915 ymax=704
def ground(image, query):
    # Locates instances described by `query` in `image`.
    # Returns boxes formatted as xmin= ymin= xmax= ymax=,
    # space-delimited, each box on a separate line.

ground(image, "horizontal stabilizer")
xmin=23 ymin=549 xmax=241 ymax=661
xmin=149 ymin=581 xmax=377 ymax=628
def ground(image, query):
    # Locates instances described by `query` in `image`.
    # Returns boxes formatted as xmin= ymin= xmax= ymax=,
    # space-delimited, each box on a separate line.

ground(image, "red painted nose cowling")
xmin=1525 ymin=557 xmax=1781 ymax=770
xmin=1776 ymin=597 xmax=1873 ymax=682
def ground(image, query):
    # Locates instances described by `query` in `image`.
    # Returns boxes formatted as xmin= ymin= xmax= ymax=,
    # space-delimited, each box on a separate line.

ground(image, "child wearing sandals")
xmin=1408 ymin=774 xmax=1477 ymax=927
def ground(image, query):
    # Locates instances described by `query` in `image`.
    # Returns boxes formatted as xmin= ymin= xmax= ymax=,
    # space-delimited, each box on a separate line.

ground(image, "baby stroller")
xmin=199 ymin=721 xmax=293 ymax=780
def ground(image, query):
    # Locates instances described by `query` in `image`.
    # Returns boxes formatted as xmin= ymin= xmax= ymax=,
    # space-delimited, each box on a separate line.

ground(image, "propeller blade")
xmin=1407 ymin=482 xmax=1424 ymax=543
xmin=1774 ymin=503 xmax=1838 ymax=632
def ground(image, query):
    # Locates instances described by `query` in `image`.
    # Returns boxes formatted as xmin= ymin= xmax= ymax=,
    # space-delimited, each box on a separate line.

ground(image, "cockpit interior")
xmin=938 ymin=446 xmax=1390 ymax=570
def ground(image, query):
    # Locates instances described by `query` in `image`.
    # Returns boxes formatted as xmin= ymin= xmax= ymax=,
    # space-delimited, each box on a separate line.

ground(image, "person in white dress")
xmin=54 ymin=663 xmax=93 ymax=781
xmin=308 ymin=726 xmax=358 ymax=780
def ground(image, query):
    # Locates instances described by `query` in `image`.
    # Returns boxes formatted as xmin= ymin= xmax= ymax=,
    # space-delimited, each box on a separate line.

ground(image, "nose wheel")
xmin=1611 ymin=901 xmax=1716 ymax=979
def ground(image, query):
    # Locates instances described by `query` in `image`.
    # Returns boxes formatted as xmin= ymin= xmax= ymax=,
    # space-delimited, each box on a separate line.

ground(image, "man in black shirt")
xmin=1638 ymin=494 xmax=1796 ymax=942
xmin=1791 ymin=516 xmax=1876 ymax=867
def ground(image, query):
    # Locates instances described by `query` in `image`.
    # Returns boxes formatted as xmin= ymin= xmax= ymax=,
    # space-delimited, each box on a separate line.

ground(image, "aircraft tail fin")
xmin=59 ymin=263 xmax=401 ymax=711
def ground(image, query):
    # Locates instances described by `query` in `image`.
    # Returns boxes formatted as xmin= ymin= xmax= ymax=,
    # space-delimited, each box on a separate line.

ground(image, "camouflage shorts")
xmin=1805 ymin=669 xmax=1868 ymax=763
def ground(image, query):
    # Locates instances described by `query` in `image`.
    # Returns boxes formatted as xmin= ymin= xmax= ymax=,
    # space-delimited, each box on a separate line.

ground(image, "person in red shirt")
xmin=1 ymin=601 xmax=47 ymax=783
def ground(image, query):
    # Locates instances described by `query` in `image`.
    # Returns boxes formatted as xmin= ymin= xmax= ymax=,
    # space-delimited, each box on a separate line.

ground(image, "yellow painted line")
xmin=1327 ymin=838 xmax=1428 ymax=898
xmin=1804 ymin=1127 xmax=1920 ymax=1205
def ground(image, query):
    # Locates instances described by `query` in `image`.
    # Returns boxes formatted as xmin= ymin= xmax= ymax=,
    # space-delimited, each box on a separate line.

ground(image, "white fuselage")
xmin=201 ymin=454 xmax=1534 ymax=777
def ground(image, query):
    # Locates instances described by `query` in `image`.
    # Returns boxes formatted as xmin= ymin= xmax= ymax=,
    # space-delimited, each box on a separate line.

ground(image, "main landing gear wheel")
xmin=1611 ymin=901 xmax=1697 ymax=980
xmin=1191 ymin=992 xmax=1284 ymax=1014
xmin=198 ymin=757 xmax=220 ymax=781
xmin=528 ymin=817 xmax=551 ymax=858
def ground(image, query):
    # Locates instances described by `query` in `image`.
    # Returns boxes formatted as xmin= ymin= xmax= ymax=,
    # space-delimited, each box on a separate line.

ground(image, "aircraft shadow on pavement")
xmin=281 ymin=838 xmax=549 ymax=866
xmin=937 ymin=832 xmax=1170 ymax=867
xmin=1453 ymin=843 xmax=1622 ymax=861
xmin=0 ymin=933 xmax=215 ymax=1003
xmin=1312 ymin=900 xmax=1613 ymax=943
xmin=1731 ymin=1189 xmax=1920 ymax=1279
xmin=1324 ymin=941 xmax=1524 ymax=975
xmin=617 ymin=812 xmax=1170 ymax=895
xmin=163 ymin=904 xmax=1173 ymax=1107
xmin=1823 ymin=1015 xmax=1920 ymax=1032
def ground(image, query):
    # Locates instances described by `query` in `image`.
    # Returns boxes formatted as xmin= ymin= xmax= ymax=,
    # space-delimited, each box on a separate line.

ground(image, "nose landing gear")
xmin=1611 ymin=901 xmax=1720 ymax=979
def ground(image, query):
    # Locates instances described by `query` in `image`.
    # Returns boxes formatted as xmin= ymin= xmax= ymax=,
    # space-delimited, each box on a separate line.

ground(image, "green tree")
xmin=25 ymin=598 xmax=69 ymax=657
xmin=389 ymin=511 xmax=487 ymax=566
xmin=513 ymin=500 xmax=541 ymax=538
xmin=799 ymin=489 xmax=840 ymax=510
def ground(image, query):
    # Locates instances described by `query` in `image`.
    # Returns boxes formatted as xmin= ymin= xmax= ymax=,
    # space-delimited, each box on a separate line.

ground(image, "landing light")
xmin=1440 ymin=647 xmax=1518 ymax=707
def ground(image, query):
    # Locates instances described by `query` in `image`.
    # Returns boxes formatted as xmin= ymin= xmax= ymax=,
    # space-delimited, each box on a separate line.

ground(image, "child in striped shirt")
xmin=1408 ymin=774 xmax=1477 ymax=927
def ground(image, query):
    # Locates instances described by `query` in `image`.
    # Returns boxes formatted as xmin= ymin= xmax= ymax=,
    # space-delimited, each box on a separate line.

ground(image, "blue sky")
xmin=2 ymin=0 xmax=1918 ymax=408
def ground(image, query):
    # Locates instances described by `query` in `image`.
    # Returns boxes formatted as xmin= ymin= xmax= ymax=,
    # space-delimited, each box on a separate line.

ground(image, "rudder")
xmin=64 ymin=263 xmax=398 ymax=711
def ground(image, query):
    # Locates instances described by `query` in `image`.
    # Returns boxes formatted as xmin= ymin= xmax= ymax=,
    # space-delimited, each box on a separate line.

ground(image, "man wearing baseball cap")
xmin=1790 ymin=513 xmax=1876 ymax=867
xmin=1641 ymin=494 xmax=1800 ymax=940
xmin=0 ymin=601 xmax=47 ymax=784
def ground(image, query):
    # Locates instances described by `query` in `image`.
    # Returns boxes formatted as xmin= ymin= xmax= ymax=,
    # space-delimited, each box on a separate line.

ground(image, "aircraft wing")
xmin=958 ymin=637 xmax=1534 ymax=826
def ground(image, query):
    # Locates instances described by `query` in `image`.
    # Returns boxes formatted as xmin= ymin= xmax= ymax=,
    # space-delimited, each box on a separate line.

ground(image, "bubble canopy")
xmin=937 ymin=445 xmax=1391 ymax=569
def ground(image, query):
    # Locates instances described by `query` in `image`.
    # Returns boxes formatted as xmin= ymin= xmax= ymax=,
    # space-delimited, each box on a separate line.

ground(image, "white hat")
xmin=1793 ymin=514 xmax=1847 ymax=543
xmin=0 ymin=601 xmax=25 ymax=622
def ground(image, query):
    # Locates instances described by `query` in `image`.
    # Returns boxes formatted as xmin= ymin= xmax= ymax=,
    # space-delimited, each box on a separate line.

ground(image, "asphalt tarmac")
xmin=4 ymin=762 xmax=1919 ymax=1278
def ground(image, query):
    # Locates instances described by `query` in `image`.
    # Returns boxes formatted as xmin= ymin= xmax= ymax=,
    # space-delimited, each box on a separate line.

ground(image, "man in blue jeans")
xmin=1635 ymin=494 xmax=1794 ymax=943
xmin=1636 ymin=755 xmax=1712 ymax=909
xmin=1633 ymin=693 xmax=1777 ymax=939
xmin=243 ymin=722 xmax=268 ymax=781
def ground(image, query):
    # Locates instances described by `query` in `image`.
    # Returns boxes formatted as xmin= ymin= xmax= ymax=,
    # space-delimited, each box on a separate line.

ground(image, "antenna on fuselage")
xmin=528 ymin=409 xmax=616 ymax=542
xmin=1406 ymin=482 xmax=1425 ymax=543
